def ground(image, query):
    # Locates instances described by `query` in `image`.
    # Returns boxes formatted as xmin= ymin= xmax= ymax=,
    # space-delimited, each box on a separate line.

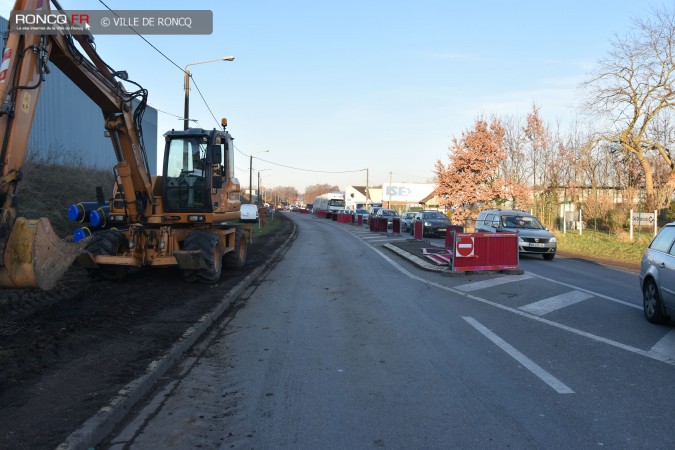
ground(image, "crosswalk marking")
xmin=649 ymin=329 xmax=675 ymax=361
xmin=454 ymin=274 xmax=533 ymax=292
xmin=519 ymin=290 xmax=593 ymax=316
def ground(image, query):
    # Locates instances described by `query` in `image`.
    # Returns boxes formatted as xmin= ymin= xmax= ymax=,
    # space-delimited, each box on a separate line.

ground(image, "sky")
xmin=0 ymin=0 xmax=657 ymax=193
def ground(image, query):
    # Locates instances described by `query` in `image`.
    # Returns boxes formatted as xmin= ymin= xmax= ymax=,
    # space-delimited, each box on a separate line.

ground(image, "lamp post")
xmin=258 ymin=169 xmax=271 ymax=205
xmin=184 ymin=56 xmax=234 ymax=130
xmin=248 ymin=150 xmax=269 ymax=204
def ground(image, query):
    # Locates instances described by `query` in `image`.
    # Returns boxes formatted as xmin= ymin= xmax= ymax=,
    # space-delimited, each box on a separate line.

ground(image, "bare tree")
xmin=303 ymin=184 xmax=338 ymax=206
xmin=500 ymin=114 xmax=532 ymax=208
xmin=268 ymin=186 xmax=300 ymax=206
xmin=580 ymin=7 xmax=675 ymax=209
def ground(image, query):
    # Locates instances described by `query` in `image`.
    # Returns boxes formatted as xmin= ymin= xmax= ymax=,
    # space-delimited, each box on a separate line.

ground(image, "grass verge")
xmin=554 ymin=230 xmax=653 ymax=268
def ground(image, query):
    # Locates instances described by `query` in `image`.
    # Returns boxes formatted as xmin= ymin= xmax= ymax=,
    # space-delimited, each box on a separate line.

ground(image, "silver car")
xmin=475 ymin=209 xmax=557 ymax=260
xmin=401 ymin=212 xmax=417 ymax=232
xmin=639 ymin=223 xmax=675 ymax=324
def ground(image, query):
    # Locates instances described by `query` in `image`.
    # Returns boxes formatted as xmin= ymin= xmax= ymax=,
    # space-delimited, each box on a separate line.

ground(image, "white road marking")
xmin=649 ymin=329 xmax=675 ymax=362
xmin=526 ymin=272 xmax=641 ymax=310
xmin=334 ymin=222 xmax=674 ymax=366
xmin=455 ymin=274 xmax=533 ymax=292
xmin=519 ymin=290 xmax=593 ymax=316
xmin=463 ymin=317 xmax=574 ymax=394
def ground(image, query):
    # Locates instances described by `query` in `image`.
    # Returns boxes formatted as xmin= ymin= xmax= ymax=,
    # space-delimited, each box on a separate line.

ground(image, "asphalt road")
xmin=106 ymin=212 xmax=675 ymax=449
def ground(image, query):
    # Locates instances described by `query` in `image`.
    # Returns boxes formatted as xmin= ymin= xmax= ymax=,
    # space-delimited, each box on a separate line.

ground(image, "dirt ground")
xmin=0 ymin=214 xmax=294 ymax=450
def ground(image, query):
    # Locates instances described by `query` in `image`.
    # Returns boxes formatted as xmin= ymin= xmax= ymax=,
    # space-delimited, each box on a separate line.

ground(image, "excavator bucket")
xmin=0 ymin=217 xmax=82 ymax=290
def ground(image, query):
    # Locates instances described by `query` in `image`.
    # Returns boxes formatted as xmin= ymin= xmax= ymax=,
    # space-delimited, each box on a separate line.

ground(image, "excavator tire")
xmin=85 ymin=230 xmax=129 ymax=281
xmin=182 ymin=230 xmax=222 ymax=283
xmin=223 ymin=228 xmax=247 ymax=269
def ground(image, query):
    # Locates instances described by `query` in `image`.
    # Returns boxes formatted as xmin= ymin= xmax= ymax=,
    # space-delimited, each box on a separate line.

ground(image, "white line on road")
xmin=649 ymin=329 xmax=675 ymax=362
xmin=333 ymin=227 xmax=674 ymax=366
xmin=526 ymin=272 xmax=641 ymax=310
xmin=463 ymin=317 xmax=574 ymax=394
xmin=455 ymin=274 xmax=533 ymax=292
xmin=519 ymin=290 xmax=593 ymax=316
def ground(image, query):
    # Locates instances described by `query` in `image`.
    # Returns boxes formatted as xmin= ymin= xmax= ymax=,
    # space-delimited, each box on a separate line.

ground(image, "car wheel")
xmin=543 ymin=253 xmax=555 ymax=261
xmin=643 ymin=279 xmax=670 ymax=324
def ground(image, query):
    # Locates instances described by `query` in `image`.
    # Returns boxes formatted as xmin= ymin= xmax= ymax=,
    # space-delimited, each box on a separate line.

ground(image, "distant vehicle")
xmin=373 ymin=208 xmax=399 ymax=228
xmin=240 ymin=204 xmax=259 ymax=223
xmin=401 ymin=212 xmax=417 ymax=232
xmin=354 ymin=208 xmax=369 ymax=223
xmin=313 ymin=193 xmax=345 ymax=214
xmin=411 ymin=210 xmax=452 ymax=237
xmin=368 ymin=205 xmax=383 ymax=222
xmin=639 ymin=223 xmax=675 ymax=324
xmin=475 ymin=209 xmax=556 ymax=260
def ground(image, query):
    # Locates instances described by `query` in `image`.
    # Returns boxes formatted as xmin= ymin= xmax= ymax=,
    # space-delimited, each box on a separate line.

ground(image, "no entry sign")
xmin=455 ymin=235 xmax=475 ymax=257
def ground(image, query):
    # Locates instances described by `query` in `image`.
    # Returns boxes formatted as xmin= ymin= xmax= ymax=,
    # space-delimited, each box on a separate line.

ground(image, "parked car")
xmin=355 ymin=208 xmax=370 ymax=223
xmin=639 ymin=222 xmax=675 ymax=324
xmin=240 ymin=204 xmax=259 ymax=223
xmin=411 ymin=210 xmax=452 ymax=237
xmin=368 ymin=205 xmax=383 ymax=222
xmin=373 ymin=208 xmax=400 ymax=228
xmin=401 ymin=212 xmax=417 ymax=232
xmin=475 ymin=209 xmax=556 ymax=260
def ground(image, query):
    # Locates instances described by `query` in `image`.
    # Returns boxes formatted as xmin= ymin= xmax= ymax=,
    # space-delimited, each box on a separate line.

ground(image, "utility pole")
xmin=388 ymin=171 xmax=392 ymax=209
xmin=365 ymin=168 xmax=370 ymax=208
xmin=249 ymin=154 xmax=253 ymax=204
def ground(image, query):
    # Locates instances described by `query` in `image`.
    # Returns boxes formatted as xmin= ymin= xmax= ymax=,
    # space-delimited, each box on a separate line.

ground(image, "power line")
xmin=233 ymin=145 xmax=365 ymax=174
xmin=189 ymin=76 xmax=221 ymax=128
xmin=98 ymin=0 xmax=223 ymax=127
xmin=97 ymin=0 xmax=184 ymax=73
xmin=256 ymin=156 xmax=366 ymax=174
xmin=154 ymin=107 xmax=187 ymax=120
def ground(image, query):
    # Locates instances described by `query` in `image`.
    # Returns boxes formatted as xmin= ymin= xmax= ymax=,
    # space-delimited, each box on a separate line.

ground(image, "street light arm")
xmin=183 ymin=56 xmax=235 ymax=130
xmin=184 ymin=56 xmax=235 ymax=72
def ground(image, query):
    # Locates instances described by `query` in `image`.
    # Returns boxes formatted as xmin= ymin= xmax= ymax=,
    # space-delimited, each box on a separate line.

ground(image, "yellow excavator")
xmin=0 ymin=0 xmax=249 ymax=289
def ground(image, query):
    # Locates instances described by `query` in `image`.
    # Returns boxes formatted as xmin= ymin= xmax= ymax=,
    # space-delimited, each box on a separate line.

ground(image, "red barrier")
xmin=450 ymin=232 xmax=518 ymax=272
xmin=444 ymin=225 xmax=465 ymax=249
xmin=316 ymin=210 xmax=327 ymax=218
xmin=337 ymin=213 xmax=352 ymax=223
xmin=357 ymin=215 xmax=363 ymax=225
xmin=370 ymin=217 xmax=388 ymax=232
xmin=413 ymin=221 xmax=423 ymax=240
xmin=331 ymin=213 xmax=337 ymax=221
xmin=392 ymin=218 xmax=401 ymax=234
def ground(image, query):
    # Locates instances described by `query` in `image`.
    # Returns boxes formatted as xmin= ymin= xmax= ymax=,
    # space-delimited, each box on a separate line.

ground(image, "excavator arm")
xmin=0 ymin=0 xmax=154 ymax=289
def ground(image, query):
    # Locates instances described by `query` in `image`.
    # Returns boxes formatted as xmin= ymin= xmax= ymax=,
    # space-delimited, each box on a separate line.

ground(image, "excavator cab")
xmin=162 ymin=128 xmax=232 ymax=213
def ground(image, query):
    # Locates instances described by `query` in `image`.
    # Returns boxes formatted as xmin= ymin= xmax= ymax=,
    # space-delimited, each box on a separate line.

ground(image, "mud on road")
xmin=0 ymin=214 xmax=294 ymax=450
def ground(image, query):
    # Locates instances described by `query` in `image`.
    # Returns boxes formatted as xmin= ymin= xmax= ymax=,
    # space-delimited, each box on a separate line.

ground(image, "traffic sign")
xmin=455 ymin=235 xmax=475 ymax=257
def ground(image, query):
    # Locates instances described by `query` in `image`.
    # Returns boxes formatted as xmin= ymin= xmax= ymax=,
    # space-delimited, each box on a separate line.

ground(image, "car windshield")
xmin=423 ymin=212 xmax=446 ymax=219
xmin=502 ymin=215 xmax=544 ymax=229
xmin=380 ymin=210 xmax=397 ymax=216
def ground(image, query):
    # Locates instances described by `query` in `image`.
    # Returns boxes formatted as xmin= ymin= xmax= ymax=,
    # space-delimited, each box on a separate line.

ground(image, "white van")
xmin=240 ymin=204 xmax=259 ymax=223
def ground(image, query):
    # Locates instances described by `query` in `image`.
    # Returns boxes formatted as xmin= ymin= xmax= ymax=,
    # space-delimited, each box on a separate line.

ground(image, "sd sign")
xmin=455 ymin=235 xmax=475 ymax=257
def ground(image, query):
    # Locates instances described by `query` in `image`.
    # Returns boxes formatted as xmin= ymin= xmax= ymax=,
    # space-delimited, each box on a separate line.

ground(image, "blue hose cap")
xmin=90 ymin=209 xmax=102 ymax=227
xmin=73 ymin=227 xmax=90 ymax=242
xmin=67 ymin=204 xmax=81 ymax=222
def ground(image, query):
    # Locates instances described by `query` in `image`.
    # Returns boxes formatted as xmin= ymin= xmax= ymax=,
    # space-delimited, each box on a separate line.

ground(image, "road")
xmin=106 ymin=212 xmax=675 ymax=449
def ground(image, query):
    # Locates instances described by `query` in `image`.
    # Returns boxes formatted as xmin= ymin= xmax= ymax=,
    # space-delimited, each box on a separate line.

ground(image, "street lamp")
xmin=184 ymin=56 xmax=235 ymax=130
xmin=248 ymin=150 xmax=269 ymax=204
xmin=258 ymin=169 xmax=271 ymax=205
